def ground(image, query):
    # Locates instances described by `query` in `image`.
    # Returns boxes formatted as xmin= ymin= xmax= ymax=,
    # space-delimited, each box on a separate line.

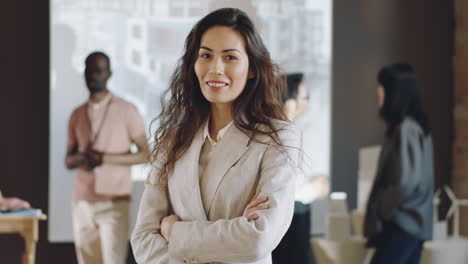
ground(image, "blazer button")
xmin=183 ymin=258 xmax=189 ymax=263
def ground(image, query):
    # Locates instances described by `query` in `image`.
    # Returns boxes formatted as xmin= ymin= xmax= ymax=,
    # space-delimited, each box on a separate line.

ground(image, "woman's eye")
xmin=226 ymin=55 xmax=237 ymax=61
xmin=201 ymin=54 xmax=210 ymax=59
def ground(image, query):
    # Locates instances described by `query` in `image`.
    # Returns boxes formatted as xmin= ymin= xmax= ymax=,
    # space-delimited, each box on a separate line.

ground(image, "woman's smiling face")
xmin=195 ymin=26 xmax=252 ymax=108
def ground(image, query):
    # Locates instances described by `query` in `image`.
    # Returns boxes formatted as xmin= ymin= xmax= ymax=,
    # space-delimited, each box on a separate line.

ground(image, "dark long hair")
xmin=378 ymin=63 xmax=430 ymax=136
xmin=151 ymin=8 xmax=287 ymax=183
xmin=282 ymin=72 xmax=304 ymax=103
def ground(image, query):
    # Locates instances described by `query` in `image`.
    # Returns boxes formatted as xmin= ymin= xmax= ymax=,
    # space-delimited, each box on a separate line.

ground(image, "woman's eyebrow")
xmin=200 ymin=46 xmax=213 ymax=51
xmin=222 ymin=48 xmax=241 ymax=53
xmin=200 ymin=46 xmax=241 ymax=54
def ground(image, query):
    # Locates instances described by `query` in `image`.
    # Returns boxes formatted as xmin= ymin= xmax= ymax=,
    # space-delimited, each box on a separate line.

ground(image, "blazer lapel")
xmin=171 ymin=127 xmax=208 ymax=221
xmin=200 ymin=125 xmax=251 ymax=216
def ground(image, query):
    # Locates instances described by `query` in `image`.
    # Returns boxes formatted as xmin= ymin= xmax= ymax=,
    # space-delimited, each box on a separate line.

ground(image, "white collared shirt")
xmin=198 ymin=120 xmax=234 ymax=180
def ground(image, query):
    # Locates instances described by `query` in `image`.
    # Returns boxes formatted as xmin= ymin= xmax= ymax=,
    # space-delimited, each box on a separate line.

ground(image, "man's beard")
xmin=87 ymin=84 xmax=106 ymax=94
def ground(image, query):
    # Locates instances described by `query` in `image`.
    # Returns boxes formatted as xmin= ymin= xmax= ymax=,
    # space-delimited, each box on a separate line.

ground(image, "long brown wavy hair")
xmin=151 ymin=8 xmax=288 ymax=183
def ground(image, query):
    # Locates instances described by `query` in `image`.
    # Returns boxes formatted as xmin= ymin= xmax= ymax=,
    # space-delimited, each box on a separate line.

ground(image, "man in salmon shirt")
xmin=65 ymin=51 xmax=149 ymax=264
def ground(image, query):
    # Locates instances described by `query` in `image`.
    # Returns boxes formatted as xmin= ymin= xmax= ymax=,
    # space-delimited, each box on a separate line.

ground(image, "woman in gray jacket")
xmin=364 ymin=63 xmax=434 ymax=264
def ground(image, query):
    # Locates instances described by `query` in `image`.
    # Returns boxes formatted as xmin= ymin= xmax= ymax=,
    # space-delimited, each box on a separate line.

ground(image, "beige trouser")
xmin=72 ymin=200 xmax=129 ymax=264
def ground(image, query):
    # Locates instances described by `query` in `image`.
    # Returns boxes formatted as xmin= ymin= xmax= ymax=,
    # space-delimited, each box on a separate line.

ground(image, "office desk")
xmin=0 ymin=214 xmax=47 ymax=264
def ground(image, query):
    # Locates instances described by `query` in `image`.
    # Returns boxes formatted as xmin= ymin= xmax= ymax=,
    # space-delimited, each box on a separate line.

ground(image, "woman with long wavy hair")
xmin=131 ymin=8 xmax=302 ymax=264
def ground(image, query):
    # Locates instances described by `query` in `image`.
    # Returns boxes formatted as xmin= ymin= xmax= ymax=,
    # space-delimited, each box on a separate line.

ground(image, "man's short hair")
xmin=85 ymin=51 xmax=111 ymax=70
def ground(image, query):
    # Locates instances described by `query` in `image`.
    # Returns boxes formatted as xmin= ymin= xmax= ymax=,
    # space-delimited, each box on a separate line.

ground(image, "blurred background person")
xmin=65 ymin=51 xmax=149 ymax=264
xmin=272 ymin=72 xmax=330 ymax=264
xmin=364 ymin=63 xmax=434 ymax=264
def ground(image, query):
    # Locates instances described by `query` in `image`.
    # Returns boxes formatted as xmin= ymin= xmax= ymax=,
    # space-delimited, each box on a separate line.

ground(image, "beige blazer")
xmin=131 ymin=119 xmax=302 ymax=264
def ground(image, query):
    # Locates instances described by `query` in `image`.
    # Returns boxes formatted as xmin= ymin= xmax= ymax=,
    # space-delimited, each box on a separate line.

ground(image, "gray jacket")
xmin=364 ymin=117 xmax=434 ymax=242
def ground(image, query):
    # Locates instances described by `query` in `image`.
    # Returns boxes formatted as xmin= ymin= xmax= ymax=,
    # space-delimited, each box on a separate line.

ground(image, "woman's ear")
xmin=248 ymin=71 xmax=255 ymax=80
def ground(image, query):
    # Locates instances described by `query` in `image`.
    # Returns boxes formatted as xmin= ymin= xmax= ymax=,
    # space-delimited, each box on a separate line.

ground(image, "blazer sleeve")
xmin=131 ymin=163 xmax=171 ymax=263
xmin=167 ymin=126 xmax=302 ymax=263
xmin=376 ymin=124 xmax=424 ymax=220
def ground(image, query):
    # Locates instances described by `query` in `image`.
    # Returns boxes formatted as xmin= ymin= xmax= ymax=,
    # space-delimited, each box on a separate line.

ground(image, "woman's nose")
xmin=209 ymin=58 xmax=223 ymax=75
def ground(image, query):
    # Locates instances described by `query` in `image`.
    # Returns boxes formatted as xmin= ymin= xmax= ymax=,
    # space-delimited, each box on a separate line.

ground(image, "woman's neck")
xmin=209 ymin=103 xmax=233 ymax=140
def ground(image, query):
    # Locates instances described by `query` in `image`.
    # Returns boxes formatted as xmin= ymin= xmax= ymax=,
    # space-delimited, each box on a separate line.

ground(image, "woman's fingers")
xmin=243 ymin=192 xmax=269 ymax=221
xmin=247 ymin=213 xmax=259 ymax=221
xmin=246 ymin=204 xmax=269 ymax=214
xmin=244 ymin=204 xmax=269 ymax=221
xmin=246 ymin=196 xmax=268 ymax=210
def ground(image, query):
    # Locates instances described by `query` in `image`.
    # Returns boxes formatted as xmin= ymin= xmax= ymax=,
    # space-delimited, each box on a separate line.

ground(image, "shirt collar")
xmin=88 ymin=92 xmax=113 ymax=110
xmin=203 ymin=119 xmax=234 ymax=144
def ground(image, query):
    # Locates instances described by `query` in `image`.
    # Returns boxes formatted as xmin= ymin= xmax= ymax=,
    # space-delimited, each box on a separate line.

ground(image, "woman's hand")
xmin=161 ymin=214 xmax=180 ymax=241
xmin=309 ymin=175 xmax=330 ymax=200
xmin=0 ymin=197 xmax=31 ymax=211
xmin=86 ymin=149 xmax=103 ymax=169
xmin=242 ymin=191 xmax=269 ymax=221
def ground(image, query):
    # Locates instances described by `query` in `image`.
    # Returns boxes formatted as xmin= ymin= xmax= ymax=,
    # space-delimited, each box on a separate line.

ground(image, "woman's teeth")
xmin=207 ymin=82 xmax=228 ymax=87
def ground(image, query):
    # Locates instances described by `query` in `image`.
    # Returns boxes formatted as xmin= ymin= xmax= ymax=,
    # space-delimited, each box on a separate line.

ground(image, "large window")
xmin=50 ymin=0 xmax=331 ymax=241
